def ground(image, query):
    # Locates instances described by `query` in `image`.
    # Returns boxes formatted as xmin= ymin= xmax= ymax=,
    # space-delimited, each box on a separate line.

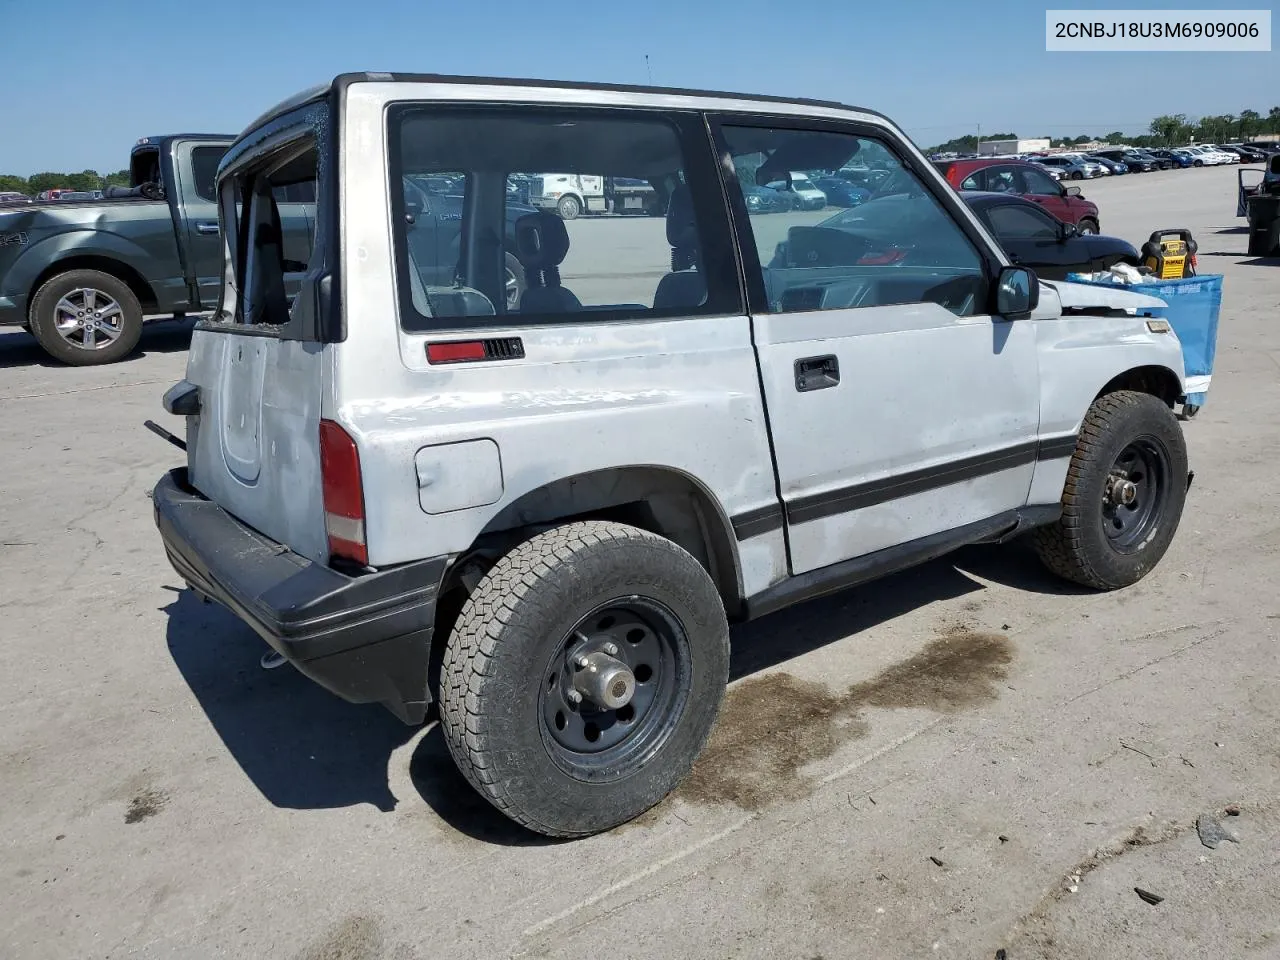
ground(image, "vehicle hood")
xmin=1041 ymin=278 xmax=1167 ymax=314
xmin=1076 ymin=234 xmax=1140 ymax=258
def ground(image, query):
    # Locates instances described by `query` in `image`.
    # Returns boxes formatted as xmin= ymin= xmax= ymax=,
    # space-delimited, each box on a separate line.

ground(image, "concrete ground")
xmin=1 ymin=164 xmax=1277 ymax=960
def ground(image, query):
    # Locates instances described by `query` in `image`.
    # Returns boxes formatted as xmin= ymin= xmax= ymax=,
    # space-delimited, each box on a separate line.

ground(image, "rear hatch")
xmin=181 ymin=102 xmax=333 ymax=565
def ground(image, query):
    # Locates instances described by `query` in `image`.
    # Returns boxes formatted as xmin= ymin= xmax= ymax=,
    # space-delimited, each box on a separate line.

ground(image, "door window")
xmin=191 ymin=146 xmax=228 ymax=202
xmin=1021 ymin=166 xmax=1062 ymax=196
xmin=719 ymin=124 xmax=988 ymax=317
xmin=388 ymin=106 xmax=739 ymax=329
xmin=986 ymin=203 xmax=1061 ymax=239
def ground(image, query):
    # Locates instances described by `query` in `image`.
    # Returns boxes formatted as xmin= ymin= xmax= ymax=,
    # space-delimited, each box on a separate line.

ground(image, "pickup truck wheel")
xmin=1033 ymin=391 xmax=1188 ymax=590
xmin=1077 ymin=218 xmax=1099 ymax=235
xmin=439 ymin=520 xmax=729 ymax=838
xmin=504 ymin=253 xmax=525 ymax=311
xmin=556 ymin=194 xmax=581 ymax=220
xmin=29 ymin=269 xmax=143 ymax=366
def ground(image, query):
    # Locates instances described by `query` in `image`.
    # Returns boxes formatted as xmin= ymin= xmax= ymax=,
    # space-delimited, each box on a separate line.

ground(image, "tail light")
xmin=319 ymin=419 xmax=368 ymax=566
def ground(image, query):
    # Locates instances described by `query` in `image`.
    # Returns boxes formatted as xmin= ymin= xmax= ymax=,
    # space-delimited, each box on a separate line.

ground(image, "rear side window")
xmin=388 ymin=106 xmax=740 ymax=330
xmin=1021 ymin=167 xmax=1062 ymax=196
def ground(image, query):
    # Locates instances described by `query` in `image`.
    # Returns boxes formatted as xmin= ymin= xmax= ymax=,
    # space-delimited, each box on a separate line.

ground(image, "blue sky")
xmin=1 ymin=0 xmax=1272 ymax=174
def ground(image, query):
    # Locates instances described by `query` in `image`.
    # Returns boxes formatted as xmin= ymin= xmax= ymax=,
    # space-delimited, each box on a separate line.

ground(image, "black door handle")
xmin=795 ymin=354 xmax=840 ymax=392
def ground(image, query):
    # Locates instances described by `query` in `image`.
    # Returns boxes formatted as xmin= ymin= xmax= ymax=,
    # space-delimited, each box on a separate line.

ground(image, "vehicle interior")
xmin=725 ymin=127 xmax=988 ymax=317
xmin=393 ymin=110 xmax=689 ymax=328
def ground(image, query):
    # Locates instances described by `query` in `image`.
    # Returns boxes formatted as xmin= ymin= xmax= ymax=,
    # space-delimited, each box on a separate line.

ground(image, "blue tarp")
xmin=1066 ymin=273 xmax=1223 ymax=408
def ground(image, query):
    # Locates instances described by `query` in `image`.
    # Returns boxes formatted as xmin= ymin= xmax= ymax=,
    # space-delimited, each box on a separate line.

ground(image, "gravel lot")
xmin=2 ymin=164 xmax=1277 ymax=960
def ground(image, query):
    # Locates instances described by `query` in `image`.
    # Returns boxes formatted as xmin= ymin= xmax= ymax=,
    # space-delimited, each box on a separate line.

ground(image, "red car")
xmin=932 ymin=158 xmax=1101 ymax=234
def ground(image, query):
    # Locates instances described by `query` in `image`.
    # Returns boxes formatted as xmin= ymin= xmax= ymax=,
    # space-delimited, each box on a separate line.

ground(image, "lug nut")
xmin=575 ymin=654 xmax=589 ymax=668
xmin=566 ymin=690 xmax=582 ymax=705
xmin=603 ymin=642 xmax=619 ymax=656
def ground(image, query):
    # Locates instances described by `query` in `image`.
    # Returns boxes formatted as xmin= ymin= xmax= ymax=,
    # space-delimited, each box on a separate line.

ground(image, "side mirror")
xmin=1065 ymin=185 xmax=1082 ymax=197
xmin=1061 ymin=221 xmax=1078 ymax=239
xmin=996 ymin=265 xmax=1039 ymax=319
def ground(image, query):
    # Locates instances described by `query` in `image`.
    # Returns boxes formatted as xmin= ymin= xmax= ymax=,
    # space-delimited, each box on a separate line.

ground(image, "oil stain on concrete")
xmin=678 ymin=629 xmax=1013 ymax=810
xmin=123 ymin=788 xmax=169 ymax=824
xmin=295 ymin=915 xmax=385 ymax=960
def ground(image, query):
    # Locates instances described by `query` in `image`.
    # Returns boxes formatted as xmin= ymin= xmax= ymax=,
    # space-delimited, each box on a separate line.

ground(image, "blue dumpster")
xmin=1066 ymin=273 xmax=1223 ymax=417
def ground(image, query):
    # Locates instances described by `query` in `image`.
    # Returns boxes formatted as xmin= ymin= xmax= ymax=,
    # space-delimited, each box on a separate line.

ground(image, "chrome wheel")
xmin=54 ymin=288 xmax=124 ymax=350
xmin=505 ymin=266 xmax=520 ymax=309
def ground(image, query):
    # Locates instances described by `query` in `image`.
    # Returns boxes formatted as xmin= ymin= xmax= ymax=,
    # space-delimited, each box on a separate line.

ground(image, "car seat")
xmin=513 ymin=212 xmax=582 ymax=313
xmin=653 ymin=185 xmax=706 ymax=310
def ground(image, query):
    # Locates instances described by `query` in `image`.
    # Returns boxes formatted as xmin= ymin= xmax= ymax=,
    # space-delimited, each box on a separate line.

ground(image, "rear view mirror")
xmin=1065 ymin=185 xmax=1082 ymax=197
xmin=996 ymin=265 xmax=1038 ymax=319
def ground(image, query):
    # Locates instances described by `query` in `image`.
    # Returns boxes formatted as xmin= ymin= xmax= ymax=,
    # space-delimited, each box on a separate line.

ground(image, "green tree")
xmin=1149 ymin=114 xmax=1190 ymax=146
xmin=26 ymin=172 xmax=69 ymax=194
xmin=103 ymin=169 xmax=130 ymax=188
xmin=65 ymin=170 xmax=103 ymax=192
xmin=1104 ymin=131 xmax=1125 ymax=143
xmin=1072 ymin=134 xmax=1091 ymax=144
xmin=1269 ymin=107 xmax=1280 ymax=135
xmin=0 ymin=174 xmax=30 ymax=195
xmin=1238 ymin=109 xmax=1261 ymax=139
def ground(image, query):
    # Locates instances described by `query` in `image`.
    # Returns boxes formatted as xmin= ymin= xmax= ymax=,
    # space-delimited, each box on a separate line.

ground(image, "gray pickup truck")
xmin=0 ymin=134 xmax=316 ymax=365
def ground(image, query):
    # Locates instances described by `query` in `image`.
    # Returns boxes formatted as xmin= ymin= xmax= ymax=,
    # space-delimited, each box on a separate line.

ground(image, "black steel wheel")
xmin=439 ymin=520 xmax=729 ymax=838
xmin=540 ymin=598 xmax=689 ymax=780
xmin=1101 ymin=438 xmax=1171 ymax=553
xmin=1034 ymin=391 xmax=1189 ymax=590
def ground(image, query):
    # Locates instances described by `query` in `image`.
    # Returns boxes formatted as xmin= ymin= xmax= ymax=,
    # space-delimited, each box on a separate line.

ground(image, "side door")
xmin=172 ymin=141 xmax=230 ymax=310
xmin=983 ymin=200 xmax=1074 ymax=280
xmin=712 ymin=117 xmax=1040 ymax=576
xmin=1018 ymin=164 xmax=1073 ymax=222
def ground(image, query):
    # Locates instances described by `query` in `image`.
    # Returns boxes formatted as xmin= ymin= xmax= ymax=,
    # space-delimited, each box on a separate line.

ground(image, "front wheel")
xmin=1071 ymin=171 xmax=1084 ymax=180
xmin=1034 ymin=391 xmax=1188 ymax=590
xmin=439 ymin=520 xmax=730 ymax=837
xmin=1077 ymin=218 xmax=1099 ymax=235
xmin=556 ymin=194 xmax=581 ymax=220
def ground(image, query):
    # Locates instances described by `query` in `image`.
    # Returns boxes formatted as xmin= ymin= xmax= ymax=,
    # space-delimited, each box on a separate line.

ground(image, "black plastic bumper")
xmin=152 ymin=468 xmax=447 ymax=724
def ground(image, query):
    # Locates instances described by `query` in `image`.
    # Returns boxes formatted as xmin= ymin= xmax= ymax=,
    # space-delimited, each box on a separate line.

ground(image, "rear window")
xmin=387 ymin=105 xmax=740 ymax=331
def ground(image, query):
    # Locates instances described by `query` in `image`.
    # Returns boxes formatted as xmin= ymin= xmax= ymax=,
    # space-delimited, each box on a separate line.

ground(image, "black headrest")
xmin=666 ymin=184 xmax=697 ymax=250
xmin=513 ymin=212 xmax=570 ymax=270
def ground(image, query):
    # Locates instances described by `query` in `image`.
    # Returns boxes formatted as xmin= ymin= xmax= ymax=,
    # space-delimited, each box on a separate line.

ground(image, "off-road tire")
xmin=438 ymin=520 xmax=729 ymax=837
xmin=1034 ymin=391 xmax=1188 ymax=590
xmin=29 ymin=269 xmax=143 ymax=366
xmin=556 ymin=194 xmax=581 ymax=220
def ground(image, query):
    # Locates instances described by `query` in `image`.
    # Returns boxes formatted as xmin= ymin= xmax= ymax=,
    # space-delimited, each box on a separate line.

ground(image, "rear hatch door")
xmin=182 ymin=107 xmax=332 ymax=564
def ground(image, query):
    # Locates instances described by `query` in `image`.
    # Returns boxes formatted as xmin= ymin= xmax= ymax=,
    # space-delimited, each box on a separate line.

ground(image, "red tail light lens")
xmin=319 ymin=419 xmax=367 ymax=566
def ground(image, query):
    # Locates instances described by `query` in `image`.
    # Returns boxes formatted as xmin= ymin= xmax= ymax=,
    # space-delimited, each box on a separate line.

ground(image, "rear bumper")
xmin=152 ymin=468 xmax=447 ymax=724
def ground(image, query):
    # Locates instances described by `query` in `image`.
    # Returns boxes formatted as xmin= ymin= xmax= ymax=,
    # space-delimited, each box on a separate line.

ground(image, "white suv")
xmin=153 ymin=73 xmax=1193 ymax=838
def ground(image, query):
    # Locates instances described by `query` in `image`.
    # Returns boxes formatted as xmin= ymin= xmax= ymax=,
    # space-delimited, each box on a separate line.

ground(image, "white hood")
xmin=1041 ymin=279 xmax=1168 ymax=314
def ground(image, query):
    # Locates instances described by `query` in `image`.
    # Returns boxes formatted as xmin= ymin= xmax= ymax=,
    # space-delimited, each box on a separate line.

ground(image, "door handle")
xmin=794 ymin=354 xmax=840 ymax=392
xmin=196 ymin=222 xmax=219 ymax=235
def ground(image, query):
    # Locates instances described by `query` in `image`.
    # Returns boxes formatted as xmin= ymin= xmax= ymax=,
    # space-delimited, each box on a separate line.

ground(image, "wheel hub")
xmin=572 ymin=648 xmax=636 ymax=710
xmin=1105 ymin=475 xmax=1138 ymax=507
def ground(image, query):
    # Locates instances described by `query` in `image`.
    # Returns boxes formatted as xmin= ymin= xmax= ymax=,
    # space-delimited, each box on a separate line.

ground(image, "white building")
xmin=978 ymin=138 xmax=1050 ymax=156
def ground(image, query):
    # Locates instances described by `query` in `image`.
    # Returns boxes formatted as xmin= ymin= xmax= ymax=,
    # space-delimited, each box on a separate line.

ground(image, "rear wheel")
xmin=1034 ymin=391 xmax=1188 ymax=590
xmin=1070 ymin=171 xmax=1084 ymax=180
xmin=1194 ymin=160 xmax=1203 ymax=167
xmin=29 ymin=269 xmax=143 ymax=366
xmin=439 ymin=520 xmax=730 ymax=837
xmin=556 ymin=194 xmax=581 ymax=220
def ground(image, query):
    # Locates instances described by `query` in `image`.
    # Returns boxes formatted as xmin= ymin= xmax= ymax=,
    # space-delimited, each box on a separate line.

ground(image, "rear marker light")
xmin=426 ymin=337 xmax=525 ymax=364
xmin=319 ymin=419 xmax=368 ymax=566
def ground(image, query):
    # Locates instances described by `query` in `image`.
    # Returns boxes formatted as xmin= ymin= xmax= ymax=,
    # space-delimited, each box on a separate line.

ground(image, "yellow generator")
xmin=1141 ymin=229 xmax=1198 ymax=279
